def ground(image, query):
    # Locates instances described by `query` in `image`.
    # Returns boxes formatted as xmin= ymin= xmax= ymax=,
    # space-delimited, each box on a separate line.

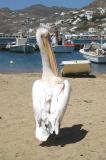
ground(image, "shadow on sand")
xmin=40 ymin=124 xmax=88 ymax=147
xmin=62 ymin=73 xmax=96 ymax=78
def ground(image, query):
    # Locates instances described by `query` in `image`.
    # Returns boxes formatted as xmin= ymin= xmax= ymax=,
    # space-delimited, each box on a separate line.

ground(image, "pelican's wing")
xmin=32 ymin=80 xmax=52 ymax=119
xmin=32 ymin=80 xmax=53 ymax=141
xmin=50 ymin=80 xmax=71 ymax=135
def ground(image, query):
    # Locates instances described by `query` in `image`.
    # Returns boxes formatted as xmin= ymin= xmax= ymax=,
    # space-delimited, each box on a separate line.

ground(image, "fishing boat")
xmin=9 ymin=37 xmax=36 ymax=53
xmin=79 ymin=43 xmax=106 ymax=63
xmin=52 ymin=44 xmax=74 ymax=53
xmin=64 ymin=40 xmax=83 ymax=50
xmin=60 ymin=60 xmax=91 ymax=76
xmin=51 ymin=29 xmax=75 ymax=53
xmin=51 ymin=36 xmax=75 ymax=53
xmin=102 ymin=43 xmax=106 ymax=51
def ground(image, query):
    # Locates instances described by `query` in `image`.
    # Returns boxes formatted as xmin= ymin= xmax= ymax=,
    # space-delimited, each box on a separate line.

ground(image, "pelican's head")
xmin=36 ymin=27 xmax=49 ymax=39
xmin=36 ymin=27 xmax=58 ymax=76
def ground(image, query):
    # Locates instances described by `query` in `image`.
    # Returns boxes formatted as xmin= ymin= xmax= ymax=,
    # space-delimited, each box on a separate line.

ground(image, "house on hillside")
xmin=104 ymin=28 xmax=106 ymax=34
xmin=60 ymin=12 xmax=65 ymax=16
xmin=72 ymin=18 xmax=81 ymax=25
xmin=70 ymin=26 xmax=78 ymax=32
xmin=55 ymin=20 xmax=63 ymax=25
xmin=84 ymin=11 xmax=93 ymax=20
xmin=97 ymin=8 xmax=105 ymax=15
xmin=88 ymin=27 xmax=97 ymax=33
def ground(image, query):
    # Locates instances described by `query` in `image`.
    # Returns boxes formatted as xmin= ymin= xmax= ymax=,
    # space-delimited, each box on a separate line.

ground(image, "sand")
xmin=0 ymin=73 xmax=106 ymax=160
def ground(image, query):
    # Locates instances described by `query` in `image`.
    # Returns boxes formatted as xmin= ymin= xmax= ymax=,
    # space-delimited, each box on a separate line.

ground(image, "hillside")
xmin=0 ymin=5 xmax=72 ymax=33
xmin=0 ymin=1 xmax=106 ymax=34
xmin=84 ymin=0 xmax=106 ymax=9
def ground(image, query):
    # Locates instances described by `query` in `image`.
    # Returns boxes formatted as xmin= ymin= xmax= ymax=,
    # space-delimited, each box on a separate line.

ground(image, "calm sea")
xmin=0 ymin=50 xmax=106 ymax=74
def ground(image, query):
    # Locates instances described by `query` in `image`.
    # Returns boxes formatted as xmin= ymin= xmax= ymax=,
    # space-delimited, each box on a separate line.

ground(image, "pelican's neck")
xmin=41 ymin=51 xmax=54 ymax=77
xmin=37 ymin=33 xmax=54 ymax=77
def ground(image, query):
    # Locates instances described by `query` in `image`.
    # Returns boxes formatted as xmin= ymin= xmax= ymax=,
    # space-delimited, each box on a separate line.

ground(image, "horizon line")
xmin=0 ymin=3 xmax=86 ymax=11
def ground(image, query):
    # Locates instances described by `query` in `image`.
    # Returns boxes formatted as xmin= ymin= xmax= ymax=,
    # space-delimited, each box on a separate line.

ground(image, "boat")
xmin=79 ymin=43 xmax=106 ymax=63
xmin=51 ymin=35 xmax=82 ymax=53
xmin=52 ymin=44 xmax=74 ymax=53
xmin=51 ymin=31 xmax=75 ymax=53
xmin=64 ymin=40 xmax=83 ymax=50
xmin=89 ymin=41 xmax=106 ymax=51
xmin=60 ymin=60 xmax=91 ymax=76
xmin=8 ymin=37 xmax=36 ymax=53
xmin=102 ymin=43 xmax=106 ymax=51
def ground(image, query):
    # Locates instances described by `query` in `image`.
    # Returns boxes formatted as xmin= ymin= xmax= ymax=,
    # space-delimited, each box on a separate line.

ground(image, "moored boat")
xmin=9 ymin=37 xmax=36 ymax=53
xmin=80 ymin=46 xmax=106 ymax=63
xmin=52 ymin=45 xmax=74 ymax=53
xmin=64 ymin=40 xmax=83 ymax=50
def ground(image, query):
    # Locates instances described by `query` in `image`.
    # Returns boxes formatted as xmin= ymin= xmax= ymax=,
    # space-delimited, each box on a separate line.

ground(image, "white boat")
xmin=9 ymin=37 xmax=35 ymax=53
xmin=80 ymin=47 xmax=106 ymax=63
xmin=52 ymin=45 xmax=74 ymax=53
xmin=60 ymin=60 xmax=91 ymax=76
xmin=51 ymin=34 xmax=74 ymax=53
xmin=90 ymin=41 xmax=106 ymax=51
xmin=102 ymin=43 xmax=106 ymax=51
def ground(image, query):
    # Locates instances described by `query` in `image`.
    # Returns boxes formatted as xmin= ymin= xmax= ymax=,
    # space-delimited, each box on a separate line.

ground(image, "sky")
xmin=0 ymin=0 xmax=93 ymax=10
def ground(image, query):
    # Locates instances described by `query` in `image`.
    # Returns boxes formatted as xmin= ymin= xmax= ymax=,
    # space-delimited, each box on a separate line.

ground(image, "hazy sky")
xmin=0 ymin=0 xmax=93 ymax=10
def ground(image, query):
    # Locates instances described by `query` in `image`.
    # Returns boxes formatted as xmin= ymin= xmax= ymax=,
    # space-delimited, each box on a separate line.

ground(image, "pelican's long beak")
xmin=42 ymin=36 xmax=58 ymax=76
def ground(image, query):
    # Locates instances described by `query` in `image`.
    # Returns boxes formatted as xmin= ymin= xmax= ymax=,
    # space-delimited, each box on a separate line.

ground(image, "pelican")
xmin=32 ymin=27 xmax=71 ymax=142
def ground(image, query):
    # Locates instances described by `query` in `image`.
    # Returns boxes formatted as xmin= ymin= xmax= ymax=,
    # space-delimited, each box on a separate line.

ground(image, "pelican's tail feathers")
xmin=36 ymin=126 xmax=50 ymax=142
xmin=35 ymin=112 xmax=50 ymax=141
xmin=35 ymin=112 xmax=55 ymax=142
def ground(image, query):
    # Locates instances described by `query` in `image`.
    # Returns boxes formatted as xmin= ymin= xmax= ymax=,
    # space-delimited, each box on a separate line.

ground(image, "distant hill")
xmin=19 ymin=4 xmax=71 ymax=17
xmin=84 ymin=0 xmax=106 ymax=9
xmin=0 ymin=7 xmax=12 ymax=13
xmin=0 ymin=8 xmax=12 ymax=16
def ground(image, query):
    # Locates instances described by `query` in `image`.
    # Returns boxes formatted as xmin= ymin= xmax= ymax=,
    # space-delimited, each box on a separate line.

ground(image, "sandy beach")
xmin=0 ymin=73 xmax=106 ymax=160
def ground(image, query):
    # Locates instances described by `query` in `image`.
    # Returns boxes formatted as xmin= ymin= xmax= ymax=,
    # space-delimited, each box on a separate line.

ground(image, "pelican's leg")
xmin=54 ymin=120 xmax=60 ymax=135
xmin=48 ymin=114 xmax=56 ymax=134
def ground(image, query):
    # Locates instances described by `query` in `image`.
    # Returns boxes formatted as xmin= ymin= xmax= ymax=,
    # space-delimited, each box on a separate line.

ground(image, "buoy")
xmin=10 ymin=60 xmax=14 ymax=64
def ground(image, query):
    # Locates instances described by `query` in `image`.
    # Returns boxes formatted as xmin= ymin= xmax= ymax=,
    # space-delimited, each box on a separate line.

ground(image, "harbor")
xmin=0 ymin=35 xmax=106 ymax=75
xmin=0 ymin=50 xmax=106 ymax=74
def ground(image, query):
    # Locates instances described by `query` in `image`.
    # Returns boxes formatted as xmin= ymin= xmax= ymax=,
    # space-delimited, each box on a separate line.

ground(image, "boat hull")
xmin=80 ymin=49 xmax=106 ymax=63
xmin=10 ymin=45 xmax=35 ymax=53
xmin=53 ymin=45 xmax=74 ymax=53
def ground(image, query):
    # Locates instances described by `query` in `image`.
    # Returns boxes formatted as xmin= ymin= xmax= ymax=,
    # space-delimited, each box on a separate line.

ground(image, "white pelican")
xmin=32 ymin=27 xmax=71 ymax=142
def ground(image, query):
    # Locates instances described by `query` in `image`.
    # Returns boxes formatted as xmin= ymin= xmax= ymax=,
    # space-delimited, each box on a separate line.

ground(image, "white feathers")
xmin=32 ymin=27 xmax=71 ymax=142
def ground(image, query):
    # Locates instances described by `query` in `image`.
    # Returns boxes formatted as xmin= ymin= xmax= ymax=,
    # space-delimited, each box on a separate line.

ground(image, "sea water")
xmin=0 ymin=50 xmax=106 ymax=74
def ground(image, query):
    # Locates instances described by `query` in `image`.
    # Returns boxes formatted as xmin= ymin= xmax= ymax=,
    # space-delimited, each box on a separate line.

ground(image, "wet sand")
xmin=0 ymin=73 xmax=106 ymax=160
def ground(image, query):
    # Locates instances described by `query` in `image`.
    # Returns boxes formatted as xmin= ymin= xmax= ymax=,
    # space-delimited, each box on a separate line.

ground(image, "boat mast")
xmin=100 ymin=32 xmax=103 ymax=49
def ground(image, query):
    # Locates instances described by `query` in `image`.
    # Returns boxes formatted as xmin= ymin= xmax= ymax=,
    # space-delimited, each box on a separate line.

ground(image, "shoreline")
xmin=0 ymin=72 xmax=106 ymax=78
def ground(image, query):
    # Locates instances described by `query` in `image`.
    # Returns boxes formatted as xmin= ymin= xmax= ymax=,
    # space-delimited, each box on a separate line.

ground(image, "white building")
xmin=70 ymin=26 xmax=78 ymax=32
xmin=104 ymin=28 xmax=106 ymax=34
xmin=60 ymin=12 xmax=65 ymax=16
xmin=64 ymin=18 xmax=73 ymax=24
xmin=55 ymin=20 xmax=63 ymax=25
xmin=88 ymin=27 xmax=97 ymax=33
xmin=73 ymin=11 xmax=79 ymax=14
xmin=85 ymin=11 xmax=93 ymax=20
xmin=72 ymin=18 xmax=81 ymax=25
xmin=97 ymin=8 xmax=105 ymax=15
